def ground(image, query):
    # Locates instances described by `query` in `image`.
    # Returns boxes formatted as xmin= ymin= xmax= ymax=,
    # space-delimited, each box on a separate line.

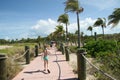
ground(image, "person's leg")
xmin=44 ymin=60 xmax=47 ymax=71
xmin=46 ymin=60 xmax=48 ymax=70
xmin=46 ymin=60 xmax=50 ymax=73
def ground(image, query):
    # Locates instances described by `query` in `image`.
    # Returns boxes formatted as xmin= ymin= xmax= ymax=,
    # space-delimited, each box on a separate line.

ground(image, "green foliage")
xmin=0 ymin=43 xmax=40 ymax=79
xmin=84 ymin=40 xmax=117 ymax=57
xmin=6 ymin=58 xmax=22 ymax=80
xmin=0 ymin=49 xmax=9 ymax=53
xmin=68 ymin=46 xmax=77 ymax=53
xmin=84 ymin=39 xmax=120 ymax=79
xmin=96 ymin=52 xmax=120 ymax=80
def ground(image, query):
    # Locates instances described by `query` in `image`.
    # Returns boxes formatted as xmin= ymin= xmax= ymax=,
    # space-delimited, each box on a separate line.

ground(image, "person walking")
xmin=41 ymin=45 xmax=51 ymax=73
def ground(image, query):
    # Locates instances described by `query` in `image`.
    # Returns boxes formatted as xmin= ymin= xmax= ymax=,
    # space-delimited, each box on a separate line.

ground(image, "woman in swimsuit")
xmin=42 ymin=45 xmax=50 ymax=73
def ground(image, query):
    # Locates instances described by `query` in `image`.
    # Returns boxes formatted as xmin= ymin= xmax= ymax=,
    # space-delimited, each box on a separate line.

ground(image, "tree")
xmin=94 ymin=18 xmax=106 ymax=38
xmin=108 ymin=8 xmax=120 ymax=28
xmin=53 ymin=25 xmax=65 ymax=41
xmin=36 ymin=36 xmax=41 ymax=43
xmin=64 ymin=0 xmax=83 ymax=48
xmin=87 ymin=26 xmax=93 ymax=36
xmin=57 ymin=14 xmax=69 ymax=43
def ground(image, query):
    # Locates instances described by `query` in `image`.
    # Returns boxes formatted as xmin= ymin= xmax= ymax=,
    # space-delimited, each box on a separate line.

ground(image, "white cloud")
xmin=68 ymin=17 xmax=120 ymax=35
xmin=31 ymin=18 xmax=57 ymax=36
xmin=30 ymin=18 xmax=120 ymax=37
xmin=68 ymin=18 xmax=96 ymax=35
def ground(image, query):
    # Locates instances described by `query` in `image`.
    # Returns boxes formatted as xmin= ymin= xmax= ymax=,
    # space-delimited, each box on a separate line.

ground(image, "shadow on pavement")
xmin=58 ymin=78 xmax=78 ymax=80
xmin=24 ymin=70 xmax=48 ymax=74
xmin=53 ymin=60 xmax=66 ymax=62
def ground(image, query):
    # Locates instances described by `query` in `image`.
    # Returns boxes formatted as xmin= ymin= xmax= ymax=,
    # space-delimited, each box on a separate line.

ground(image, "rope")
xmin=14 ymin=49 xmax=29 ymax=60
xmin=67 ymin=48 xmax=72 ymax=54
xmin=82 ymin=54 xmax=117 ymax=80
xmin=0 ymin=57 xmax=7 ymax=59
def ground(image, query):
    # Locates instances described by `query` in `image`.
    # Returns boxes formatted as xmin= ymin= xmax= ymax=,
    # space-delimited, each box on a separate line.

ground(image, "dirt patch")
xmin=0 ymin=45 xmax=13 ymax=49
xmin=69 ymin=53 xmax=96 ymax=80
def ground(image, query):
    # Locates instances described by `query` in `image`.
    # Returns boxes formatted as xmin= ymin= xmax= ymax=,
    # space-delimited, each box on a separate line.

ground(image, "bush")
xmin=84 ymin=39 xmax=120 ymax=79
xmin=96 ymin=52 xmax=120 ymax=80
xmin=84 ymin=40 xmax=117 ymax=57
xmin=68 ymin=46 xmax=77 ymax=53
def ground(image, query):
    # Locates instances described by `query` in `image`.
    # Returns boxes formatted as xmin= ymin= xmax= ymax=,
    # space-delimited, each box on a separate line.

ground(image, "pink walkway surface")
xmin=12 ymin=48 xmax=77 ymax=80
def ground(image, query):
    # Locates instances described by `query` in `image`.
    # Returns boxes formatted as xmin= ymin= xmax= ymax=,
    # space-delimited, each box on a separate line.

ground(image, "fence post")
xmin=65 ymin=46 xmax=69 ymax=61
xmin=60 ymin=43 xmax=64 ymax=55
xmin=94 ymin=32 xmax=97 ymax=41
xmin=38 ymin=43 xmax=41 ymax=49
xmin=35 ymin=45 xmax=39 ymax=57
xmin=77 ymin=48 xmax=86 ymax=80
xmin=0 ymin=54 xmax=7 ymax=80
xmin=25 ymin=46 xmax=30 ymax=64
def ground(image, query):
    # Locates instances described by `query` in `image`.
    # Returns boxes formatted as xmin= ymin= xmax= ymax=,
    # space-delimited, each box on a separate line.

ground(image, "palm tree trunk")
xmin=77 ymin=12 xmax=80 ymax=48
xmin=102 ymin=26 xmax=104 ymax=39
xmin=66 ymin=23 xmax=68 ymax=44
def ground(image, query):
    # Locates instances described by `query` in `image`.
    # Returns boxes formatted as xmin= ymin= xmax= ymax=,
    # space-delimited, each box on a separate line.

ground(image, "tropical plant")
xmin=64 ymin=0 xmax=83 ymax=48
xmin=53 ymin=25 xmax=65 ymax=41
xmin=108 ymin=8 xmax=120 ymax=28
xmin=93 ymin=18 xmax=106 ymax=38
xmin=84 ymin=40 xmax=117 ymax=57
xmin=87 ymin=26 xmax=93 ymax=36
xmin=57 ymin=14 xmax=69 ymax=42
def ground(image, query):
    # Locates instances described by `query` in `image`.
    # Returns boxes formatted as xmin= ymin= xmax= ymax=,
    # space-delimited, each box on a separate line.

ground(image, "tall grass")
xmin=0 ymin=43 xmax=38 ymax=79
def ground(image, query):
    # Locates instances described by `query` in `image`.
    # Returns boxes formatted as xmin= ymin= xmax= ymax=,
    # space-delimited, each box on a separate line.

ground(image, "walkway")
xmin=12 ymin=48 xmax=77 ymax=80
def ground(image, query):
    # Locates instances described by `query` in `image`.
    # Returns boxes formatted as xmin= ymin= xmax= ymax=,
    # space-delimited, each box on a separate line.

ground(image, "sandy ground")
xmin=0 ymin=45 xmax=13 ymax=49
xmin=69 ymin=54 xmax=96 ymax=80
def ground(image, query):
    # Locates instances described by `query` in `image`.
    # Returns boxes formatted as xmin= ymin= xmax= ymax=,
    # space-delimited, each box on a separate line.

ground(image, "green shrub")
xmin=96 ymin=52 xmax=120 ymax=80
xmin=84 ymin=40 xmax=117 ymax=57
xmin=68 ymin=46 xmax=77 ymax=53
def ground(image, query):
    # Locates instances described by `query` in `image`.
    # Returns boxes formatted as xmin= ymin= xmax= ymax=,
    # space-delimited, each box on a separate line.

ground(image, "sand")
xmin=0 ymin=45 xmax=13 ymax=49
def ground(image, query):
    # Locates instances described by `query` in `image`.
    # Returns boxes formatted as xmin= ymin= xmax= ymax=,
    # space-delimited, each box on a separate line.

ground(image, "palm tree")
xmin=64 ymin=0 xmax=83 ymax=48
xmin=57 ymin=14 xmax=69 ymax=43
xmin=93 ymin=18 xmax=106 ymax=38
xmin=87 ymin=26 xmax=93 ymax=36
xmin=108 ymin=8 xmax=120 ymax=28
xmin=54 ymin=25 xmax=65 ymax=41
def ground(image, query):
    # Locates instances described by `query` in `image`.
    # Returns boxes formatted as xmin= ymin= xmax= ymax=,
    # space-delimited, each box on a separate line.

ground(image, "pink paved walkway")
xmin=12 ymin=48 xmax=77 ymax=80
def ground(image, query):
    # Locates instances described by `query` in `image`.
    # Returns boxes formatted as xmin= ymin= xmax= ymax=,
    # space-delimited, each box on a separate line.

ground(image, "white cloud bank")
xmin=31 ymin=18 xmax=120 ymax=37
xmin=31 ymin=18 xmax=57 ymax=37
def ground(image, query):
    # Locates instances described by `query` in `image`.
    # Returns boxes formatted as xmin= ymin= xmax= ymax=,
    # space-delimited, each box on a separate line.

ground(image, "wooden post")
xmin=60 ymin=43 xmax=64 ymax=55
xmin=94 ymin=32 xmax=97 ymax=41
xmin=77 ymin=48 xmax=86 ymax=80
xmin=0 ymin=54 xmax=7 ymax=80
xmin=65 ymin=46 xmax=69 ymax=61
xmin=38 ymin=43 xmax=41 ymax=48
xmin=25 ymin=46 xmax=30 ymax=64
xmin=35 ymin=45 xmax=39 ymax=57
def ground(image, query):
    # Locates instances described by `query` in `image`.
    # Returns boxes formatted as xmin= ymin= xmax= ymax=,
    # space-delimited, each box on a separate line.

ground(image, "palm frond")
xmin=64 ymin=0 xmax=79 ymax=13
xmin=108 ymin=8 xmax=120 ymax=27
xmin=93 ymin=18 xmax=103 ymax=27
xmin=57 ymin=14 xmax=69 ymax=24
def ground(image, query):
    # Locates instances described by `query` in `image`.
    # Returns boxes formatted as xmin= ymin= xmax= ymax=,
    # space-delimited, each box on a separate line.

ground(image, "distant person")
xmin=41 ymin=45 xmax=51 ymax=73
xmin=50 ymin=41 xmax=53 ymax=47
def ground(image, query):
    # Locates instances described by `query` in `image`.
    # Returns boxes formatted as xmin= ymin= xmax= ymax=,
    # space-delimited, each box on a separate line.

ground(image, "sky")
xmin=0 ymin=0 xmax=120 ymax=40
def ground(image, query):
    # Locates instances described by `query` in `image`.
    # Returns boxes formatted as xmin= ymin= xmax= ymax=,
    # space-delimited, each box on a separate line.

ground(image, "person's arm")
xmin=40 ymin=53 xmax=43 ymax=60
xmin=47 ymin=50 xmax=51 ymax=55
